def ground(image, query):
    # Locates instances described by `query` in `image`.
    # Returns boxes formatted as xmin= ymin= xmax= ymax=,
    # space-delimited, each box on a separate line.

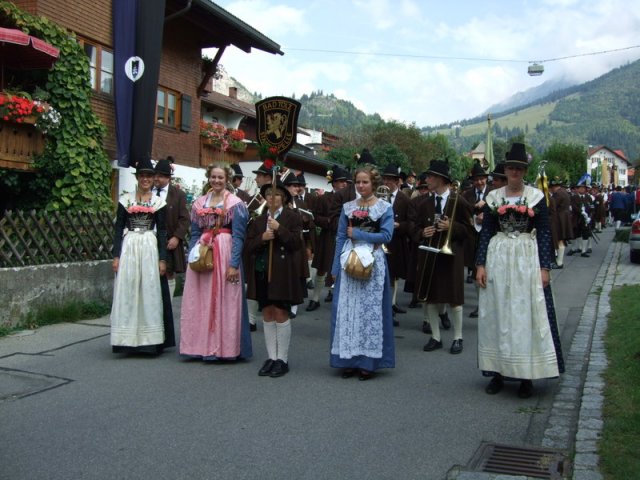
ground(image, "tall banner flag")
xmin=113 ymin=0 xmax=166 ymax=167
xmin=485 ymin=114 xmax=495 ymax=172
xmin=255 ymin=96 xmax=302 ymax=157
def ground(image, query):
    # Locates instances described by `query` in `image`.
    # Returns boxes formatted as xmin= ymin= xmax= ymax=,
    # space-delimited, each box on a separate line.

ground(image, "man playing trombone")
xmin=413 ymin=160 xmax=474 ymax=354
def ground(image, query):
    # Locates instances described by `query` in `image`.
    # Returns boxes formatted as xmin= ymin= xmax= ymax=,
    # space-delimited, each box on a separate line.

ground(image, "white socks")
xmin=557 ymin=244 xmax=565 ymax=266
xmin=312 ymin=274 xmax=326 ymax=302
xmin=247 ymin=299 xmax=259 ymax=326
xmin=263 ymin=321 xmax=277 ymax=360
xmin=424 ymin=303 xmax=463 ymax=341
xmin=392 ymin=280 xmax=398 ymax=305
xmin=167 ymin=278 xmax=176 ymax=300
xmin=451 ymin=305 xmax=463 ymax=340
xmin=276 ymin=320 xmax=291 ymax=363
xmin=581 ymin=238 xmax=588 ymax=253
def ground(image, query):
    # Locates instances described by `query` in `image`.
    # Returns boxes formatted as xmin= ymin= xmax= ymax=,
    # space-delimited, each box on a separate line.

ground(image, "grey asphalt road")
xmin=0 ymin=231 xmax=614 ymax=480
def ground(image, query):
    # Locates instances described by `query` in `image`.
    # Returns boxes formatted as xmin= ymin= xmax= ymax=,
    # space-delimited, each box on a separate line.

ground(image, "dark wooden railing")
xmin=0 ymin=210 xmax=114 ymax=268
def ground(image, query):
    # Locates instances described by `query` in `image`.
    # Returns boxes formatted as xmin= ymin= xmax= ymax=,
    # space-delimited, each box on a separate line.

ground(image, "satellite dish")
xmin=528 ymin=63 xmax=544 ymax=76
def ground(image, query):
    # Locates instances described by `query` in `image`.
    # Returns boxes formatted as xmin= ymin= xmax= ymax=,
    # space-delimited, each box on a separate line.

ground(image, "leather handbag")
xmin=188 ymin=244 xmax=214 ymax=272
xmin=344 ymin=249 xmax=373 ymax=280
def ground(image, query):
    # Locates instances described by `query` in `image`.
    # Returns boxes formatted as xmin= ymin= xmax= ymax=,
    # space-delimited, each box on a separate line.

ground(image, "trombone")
xmin=416 ymin=181 xmax=461 ymax=301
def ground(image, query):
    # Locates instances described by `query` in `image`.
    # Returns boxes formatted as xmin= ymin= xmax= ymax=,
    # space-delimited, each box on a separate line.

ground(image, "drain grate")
xmin=468 ymin=442 xmax=570 ymax=479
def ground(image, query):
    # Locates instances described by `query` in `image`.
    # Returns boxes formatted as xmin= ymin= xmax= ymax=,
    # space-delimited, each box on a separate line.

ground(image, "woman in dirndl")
xmin=179 ymin=163 xmax=252 ymax=361
xmin=330 ymin=164 xmax=395 ymax=381
xmin=110 ymin=157 xmax=175 ymax=354
xmin=476 ymin=143 xmax=564 ymax=398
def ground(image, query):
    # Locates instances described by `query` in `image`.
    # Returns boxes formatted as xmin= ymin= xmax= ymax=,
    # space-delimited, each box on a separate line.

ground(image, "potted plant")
xmin=200 ymin=120 xmax=229 ymax=150
xmin=226 ymin=128 xmax=247 ymax=152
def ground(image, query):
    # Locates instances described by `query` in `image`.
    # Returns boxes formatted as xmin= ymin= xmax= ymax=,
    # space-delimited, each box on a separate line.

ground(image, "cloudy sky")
xmin=211 ymin=0 xmax=640 ymax=128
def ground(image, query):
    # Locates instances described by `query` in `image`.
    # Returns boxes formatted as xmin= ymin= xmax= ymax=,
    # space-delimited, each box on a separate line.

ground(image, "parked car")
xmin=630 ymin=216 xmax=640 ymax=264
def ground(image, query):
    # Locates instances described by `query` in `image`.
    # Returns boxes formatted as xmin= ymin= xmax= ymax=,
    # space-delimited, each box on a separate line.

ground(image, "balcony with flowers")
xmin=199 ymin=120 xmax=248 ymax=165
xmin=0 ymin=91 xmax=61 ymax=170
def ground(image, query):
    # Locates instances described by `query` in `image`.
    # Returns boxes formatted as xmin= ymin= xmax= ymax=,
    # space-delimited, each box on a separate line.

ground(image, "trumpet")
xmin=246 ymin=191 xmax=265 ymax=210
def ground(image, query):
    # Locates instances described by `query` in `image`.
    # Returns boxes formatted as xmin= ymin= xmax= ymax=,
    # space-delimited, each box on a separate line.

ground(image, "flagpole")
xmin=267 ymin=163 xmax=279 ymax=283
xmin=486 ymin=114 xmax=495 ymax=172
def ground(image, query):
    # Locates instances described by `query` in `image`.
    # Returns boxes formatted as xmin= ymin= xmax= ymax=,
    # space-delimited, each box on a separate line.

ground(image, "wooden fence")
xmin=0 ymin=210 xmax=114 ymax=268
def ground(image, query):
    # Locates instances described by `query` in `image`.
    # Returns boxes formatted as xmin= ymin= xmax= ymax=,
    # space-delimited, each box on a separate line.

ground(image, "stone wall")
xmin=0 ymin=261 xmax=113 ymax=328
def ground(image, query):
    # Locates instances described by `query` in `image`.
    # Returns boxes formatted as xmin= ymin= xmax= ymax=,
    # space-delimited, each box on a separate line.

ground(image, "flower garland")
xmin=351 ymin=207 xmax=370 ymax=219
xmin=489 ymin=198 xmax=536 ymax=218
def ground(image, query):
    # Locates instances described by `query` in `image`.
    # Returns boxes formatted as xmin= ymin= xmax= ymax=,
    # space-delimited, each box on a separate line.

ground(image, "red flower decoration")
xmin=264 ymin=159 xmax=275 ymax=170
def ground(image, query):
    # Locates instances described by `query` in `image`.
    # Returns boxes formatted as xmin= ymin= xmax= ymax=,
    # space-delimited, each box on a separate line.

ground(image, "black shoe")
xmin=439 ymin=312 xmax=451 ymax=330
xmin=306 ymin=300 xmax=320 ymax=312
xmin=289 ymin=311 xmax=297 ymax=319
xmin=258 ymin=359 xmax=274 ymax=376
xmin=587 ymin=248 xmax=593 ymax=253
xmin=466 ymin=275 xmax=474 ymax=284
xmin=269 ymin=360 xmax=289 ymax=378
xmin=392 ymin=304 xmax=406 ymax=314
xmin=249 ymin=323 xmax=257 ymax=332
xmin=566 ymin=249 xmax=575 ymax=256
xmin=518 ymin=380 xmax=534 ymax=398
xmin=358 ymin=370 xmax=374 ymax=381
xmin=551 ymin=263 xmax=563 ymax=270
xmin=450 ymin=339 xmax=463 ymax=354
xmin=341 ymin=368 xmax=356 ymax=379
xmin=485 ymin=375 xmax=504 ymax=394
xmin=393 ymin=319 xmax=400 ymax=327
xmin=306 ymin=280 xmax=314 ymax=289
xmin=423 ymin=338 xmax=443 ymax=351
xmin=408 ymin=300 xmax=419 ymax=309
xmin=324 ymin=291 xmax=333 ymax=302
xmin=422 ymin=321 xmax=432 ymax=335
xmin=469 ymin=308 xmax=478 ymax=318
xmin=580 ymin=252 xmax=590 ymax=258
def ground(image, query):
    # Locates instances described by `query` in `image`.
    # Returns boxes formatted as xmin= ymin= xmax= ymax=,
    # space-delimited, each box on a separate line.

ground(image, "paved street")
xmin=0 ymin=228 xmax=632 ymax=480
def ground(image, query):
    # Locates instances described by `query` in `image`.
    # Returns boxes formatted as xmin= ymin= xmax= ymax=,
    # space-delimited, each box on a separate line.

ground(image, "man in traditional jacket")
xmin=153 ymin=158 xmax=190 ymax=299
xmin=549 ymin=177 xmax=574 ymax=268
xmin=231 ymin=163 xmax=252 ymax=204
xmin=568 ymin=182 xmax=593 ymax=257
xmin=414 ymin=160 xmax=474 ymax=354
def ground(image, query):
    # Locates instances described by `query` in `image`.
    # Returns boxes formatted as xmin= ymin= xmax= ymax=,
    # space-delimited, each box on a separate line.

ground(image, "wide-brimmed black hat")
xmin=154 ymin=159 xmax=173 ymax=176
xmin=491 ymin=162 xmax=506 ymax=179
xmin=425 ymin=159 xmax=452 ymax=183
xmin=416 ymin=172 xmax=429 ymax=189
xmin=469 ymin=161 xmax=488 ymax=179
xmin=356 ymin=148 xmax=375 ymax=166
xmin=296 ymin=172 xmax=307 ymax=186
xmin=327 ymin=164 xmax=350 ymax=183
xmin=230 ymin=164 xmax=244 ymax=178
xmin=252 ymin=162 xmax=274 ymax=175
xmin=135 ymin=157 xmax=155 ymax=175
xmin=260 ymin=180 xmax=292 ymax=204
xmin=505 ymin=143 xmax=529 ymax=167
xmin=382 ymin=163 xmax=401 ymax=178
xmin=283 ymin=170 xmax=303 ymax=186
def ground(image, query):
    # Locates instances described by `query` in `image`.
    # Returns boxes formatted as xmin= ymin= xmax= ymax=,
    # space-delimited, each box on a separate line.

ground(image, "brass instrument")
xmin=375 ymin=185 xmax=391 ymax=254
xmin=416 ymin=181 xmax=461 ymax=301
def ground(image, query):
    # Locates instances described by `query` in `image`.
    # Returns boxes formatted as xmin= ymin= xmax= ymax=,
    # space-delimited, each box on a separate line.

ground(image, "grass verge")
xmin=0 ymin=301 xmax=111 ymax=338
xmin=600 ymin=284 xmax=640 ymax=479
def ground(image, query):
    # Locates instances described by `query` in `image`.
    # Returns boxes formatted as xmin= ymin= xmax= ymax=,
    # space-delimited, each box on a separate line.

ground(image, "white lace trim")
xmin=343 ymin=199 xmax=390 ymax=220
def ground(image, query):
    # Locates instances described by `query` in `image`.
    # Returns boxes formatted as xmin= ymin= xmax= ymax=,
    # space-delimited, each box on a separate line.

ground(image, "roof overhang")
xmin=166 ymin=0 xmax=284 ymax=55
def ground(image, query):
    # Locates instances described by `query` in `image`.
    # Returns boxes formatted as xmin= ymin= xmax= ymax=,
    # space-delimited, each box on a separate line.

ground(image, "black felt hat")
xmin=382 ymin=163 xmax=402 ymax=178
xmin=154 ymin=158 xmax=173 ymax=176
xmin=230 ymin=163 xmax=244 ymax=178
xmin=469 ymin=160 xmax=488 ymax=179
xmin=296 ymin=172 xmax=307 ymax=186
xmin=356 ymin=148 xmax=375 ymax=165
xmin=252 ymin=162 xmax=274 ymax=175
xmin=283 ymin=170 xmax=303 ymax=186
xmin=260 ymin=180 xmax=292 ymax=204
xmin=426 ymin=159 xmax=452 ymax=183
xmin=505 ymin=143 xmax=529 ymax=168
xmin=548 ymin=176 xmax=564 ymax=187
xmin=491 ymin=162 xmax=506 ymax=179
xmin=135 ymin=157 xmax=155 ymax=175
xmin=327 ymin=164 xmax=350 ymax=183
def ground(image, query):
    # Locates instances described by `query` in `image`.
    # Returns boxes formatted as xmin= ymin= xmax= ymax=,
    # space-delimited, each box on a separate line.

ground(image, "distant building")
xmin=587 ymin=146 xmax=631 ymax=187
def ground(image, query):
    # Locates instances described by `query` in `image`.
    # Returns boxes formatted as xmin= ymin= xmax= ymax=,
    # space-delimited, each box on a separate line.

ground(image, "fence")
xmin=0 ymin=210 xmax=114 ymax=268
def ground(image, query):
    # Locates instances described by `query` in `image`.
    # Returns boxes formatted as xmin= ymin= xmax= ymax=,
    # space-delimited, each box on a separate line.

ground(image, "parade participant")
xmin=415 ymin=160 xmax=474 ymax=354
xmin=179 ymin=163 xmax=252 ymax=361
xmin=283 ymin=172 xmax=313 ymax=319
xmin=548 ymin=177 xmax=573 ymax=269
xmin=381 ymin=164 xmax=413 ymax=318
xmin=609 ymin=186 xmax=627 ymax=230
xmin=476 ymin=143 xmax=564 ymax=398
xmin=292 ymin=171 xmax=317 ymax=291
xmin=307 ymin=165 xmax=350 ymax=312
xmin=244 ymin=180 xmax=304 ymax=378
xmin=330 ymin=164 xmax=395 ymax=380
xmin=568 ymin=181 xmax=593 ymax=257
xmin=462 ymin=160 xmax=491 ymax=316
xmin=111 ymin=157 xmax=175 ymax=355
xmin=230 ymin=163 xmax=252 ymax=204
xmin=490 ymin=162 xmax=507 ymax=189
xmin=153 ymin=158 xmax=190 ymax=300
xmin=329 ymin=149 xmax=373 ymax=228
xmin=591 ymin=185 xmax=606 ymax=233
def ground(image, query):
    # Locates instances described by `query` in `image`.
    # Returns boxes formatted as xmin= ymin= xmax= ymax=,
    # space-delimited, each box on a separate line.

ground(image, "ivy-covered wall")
xmin=0 ymin=1 xmax=112 ymax=211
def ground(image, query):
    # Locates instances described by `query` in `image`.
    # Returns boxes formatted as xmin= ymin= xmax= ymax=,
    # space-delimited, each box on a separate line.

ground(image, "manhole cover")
xmin=0 ymin=369 xmax=72 ymax=401
xmin=468 ymin=442 xmax=570 ymax=479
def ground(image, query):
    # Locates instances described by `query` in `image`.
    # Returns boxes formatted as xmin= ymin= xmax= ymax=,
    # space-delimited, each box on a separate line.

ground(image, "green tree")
xmin=543 ymin=142 xmax=587 ymax=184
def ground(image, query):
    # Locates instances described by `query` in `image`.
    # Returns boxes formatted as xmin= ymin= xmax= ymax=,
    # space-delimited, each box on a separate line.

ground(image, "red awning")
xmin=0 ymin=27 xmax=60 ymax=70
